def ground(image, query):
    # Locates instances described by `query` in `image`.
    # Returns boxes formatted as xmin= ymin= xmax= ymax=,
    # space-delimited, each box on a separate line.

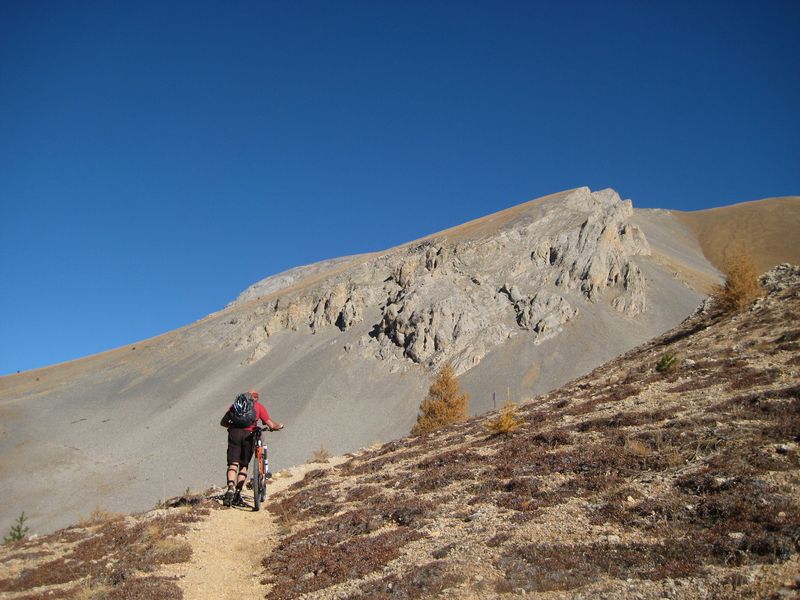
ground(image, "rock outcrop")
xmin=228 ymin=187 xmax=652 ymax=373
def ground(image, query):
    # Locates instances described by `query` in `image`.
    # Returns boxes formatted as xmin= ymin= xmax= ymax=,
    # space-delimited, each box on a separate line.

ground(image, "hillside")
xmin=2 ymin=264 xmax=798 ymax=599
xmin=0 ymin=187 xmax=718 ymax=536
xmin=253 ymin=264 xmax=800 ymax=599
xmin=1 ymin=188 xmax=798 ymax=539
xmin=675 ymin=195 xmax=800 ymax=274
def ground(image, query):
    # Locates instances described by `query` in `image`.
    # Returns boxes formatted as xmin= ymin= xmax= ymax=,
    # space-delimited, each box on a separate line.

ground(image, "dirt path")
xmin=169 ymin=498 xmax=271 ymax=600
xmin=162 ymin=460 xmax=343 ymax=600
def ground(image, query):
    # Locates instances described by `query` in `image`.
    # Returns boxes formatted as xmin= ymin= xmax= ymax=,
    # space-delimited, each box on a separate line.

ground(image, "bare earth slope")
xmin=675 ymin=195 xmax=800 ymax=274
xmin=2 ymin=265 xmax=798 ymax=600
xmin=1 ymin=187 xmax=796 ymax=538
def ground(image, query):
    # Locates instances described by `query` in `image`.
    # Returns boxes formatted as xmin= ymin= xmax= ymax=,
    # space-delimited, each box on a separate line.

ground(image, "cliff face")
xmin=227 ymin=188 xmax=653 ymax=374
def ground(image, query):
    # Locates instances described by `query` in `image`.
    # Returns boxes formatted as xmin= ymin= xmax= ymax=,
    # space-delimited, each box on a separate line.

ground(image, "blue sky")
xmin=1 ymin=1 xmax=798 ymax=375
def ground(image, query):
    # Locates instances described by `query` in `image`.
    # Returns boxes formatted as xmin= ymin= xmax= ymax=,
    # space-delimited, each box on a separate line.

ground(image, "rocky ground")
xmin=2 ymin=264 xmax=798 ymax=599
xmin=256 ymin=264 xmax=800 ymax=599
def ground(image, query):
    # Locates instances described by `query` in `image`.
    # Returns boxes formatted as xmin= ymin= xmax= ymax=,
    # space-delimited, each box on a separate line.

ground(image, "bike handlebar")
xmin=254 ymin=424 xmax=284 ymax=432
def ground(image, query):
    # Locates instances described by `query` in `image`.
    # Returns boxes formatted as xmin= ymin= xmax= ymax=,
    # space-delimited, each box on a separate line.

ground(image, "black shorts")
xmin=226 ymin=428 xmax=259 ymax=466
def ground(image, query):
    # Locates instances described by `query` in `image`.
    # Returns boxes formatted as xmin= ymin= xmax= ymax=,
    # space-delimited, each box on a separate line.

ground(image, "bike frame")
xmin=250 ymin=425 xmax=271 ymax=511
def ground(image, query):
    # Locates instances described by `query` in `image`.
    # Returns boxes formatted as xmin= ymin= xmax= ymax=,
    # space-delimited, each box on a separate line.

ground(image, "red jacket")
xmin=227 ymin=400 xmax=271 ymax=432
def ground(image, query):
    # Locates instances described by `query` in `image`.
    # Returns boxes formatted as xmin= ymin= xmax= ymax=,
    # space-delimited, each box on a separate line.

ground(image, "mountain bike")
xmin=251 ymin=425 xmax=273 ymax=511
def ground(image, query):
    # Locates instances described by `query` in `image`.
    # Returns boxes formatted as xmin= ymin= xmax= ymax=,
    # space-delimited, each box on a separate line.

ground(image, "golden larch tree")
xmin=411 ymin=364 xmax=469 ymax=436
xmin=712 ymin=252 xmax=764 ymax=313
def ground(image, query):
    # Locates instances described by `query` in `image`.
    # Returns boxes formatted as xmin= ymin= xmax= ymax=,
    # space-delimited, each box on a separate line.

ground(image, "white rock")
xmin=229 ymin=188 xmax=652 ymax=373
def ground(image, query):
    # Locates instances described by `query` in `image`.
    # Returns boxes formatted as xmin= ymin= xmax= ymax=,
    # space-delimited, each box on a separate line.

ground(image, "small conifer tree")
xmin=4 ymin=512 xmax=29 ymax=544
xmin=656 ymin=352 xmax=678 ymax=373
xmin=712 ymin=252 xmax=763 ymax=313
xmin=411 ymin=364 xmax=468 ymax=436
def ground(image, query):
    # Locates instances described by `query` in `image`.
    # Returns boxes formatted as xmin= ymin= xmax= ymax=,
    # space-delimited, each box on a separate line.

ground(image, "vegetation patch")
xmin=287 ymin=467 xmax=329 ymax=490
xmin=340 ymin=447 xmax=426 ymax=477
xmin=0 ymin=501 xmax=208 ymax=597
xmin=351 ymin=560 xmax=466 ymax=599
xmin=496 ymin=540 xmax=702 ymax=592
xmin=345 ymin=484 xmax=381 ymax=502
xmin=262 ymin=528 xmax=423 ymax=600
xmin=494 ymin=477 xmax=560 ymax=513
xmin=270 ymin=482 xmax=339 ymax=523
xmin=485 ymin=402 xmax=523 ymax=436
xmin=531 ymin=427 xmax=572 ymax=447
xmin=656 ymin=352 xmax=679 ymax=373
xmin=577 ymin=408 xmax=679 ymax=432
xmin=102 ymin=576 xmax=183 ymax=600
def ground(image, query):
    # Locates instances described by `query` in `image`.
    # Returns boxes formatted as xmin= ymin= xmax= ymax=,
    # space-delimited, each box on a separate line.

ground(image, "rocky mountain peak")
xmin=228 ymin=187 xmax=652 ymax=373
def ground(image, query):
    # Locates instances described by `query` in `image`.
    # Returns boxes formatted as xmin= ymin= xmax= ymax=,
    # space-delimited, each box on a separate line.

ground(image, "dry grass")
xmin=352 ymin=560 xmax=466 ymax=599
xmin=308 ymin=444 xmax=332 ymax=464
xmin=148 ymin=538 xmax=192 ymax=564
xmin=68 ymin=583 xmax=111 ymax=600
xmin=77 ymin=506 xmax=124 ymax=528
xmin=485 ymin=402 xmax=522 ymax=435
xmin=623 ymin=437 xmax=650 ymax=457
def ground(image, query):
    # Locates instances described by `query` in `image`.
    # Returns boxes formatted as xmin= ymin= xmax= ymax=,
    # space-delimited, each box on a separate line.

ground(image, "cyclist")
xmin=220 ymin=389 xmax=283 ymax=507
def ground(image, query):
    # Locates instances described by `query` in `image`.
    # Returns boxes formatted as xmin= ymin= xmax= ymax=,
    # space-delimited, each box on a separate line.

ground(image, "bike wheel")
xmin=252 ymin=448 xmax=262 ymax=512
xmin=261 ymin=448 xmax=269 ymax=502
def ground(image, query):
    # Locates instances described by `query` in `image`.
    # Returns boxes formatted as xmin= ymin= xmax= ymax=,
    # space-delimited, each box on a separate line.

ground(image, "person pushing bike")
xmin=220 ymin=389 xmax=283 ymax=507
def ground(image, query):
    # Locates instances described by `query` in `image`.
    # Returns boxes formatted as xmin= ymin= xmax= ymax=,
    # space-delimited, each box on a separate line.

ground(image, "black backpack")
xmin=229 ymin=393 xmax=257 ymax=428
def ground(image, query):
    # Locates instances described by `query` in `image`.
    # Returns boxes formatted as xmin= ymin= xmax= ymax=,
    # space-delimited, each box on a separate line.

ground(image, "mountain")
xmin=675 ymin=195 xmax=800 ymax=274
xmin=2 ymin=265 xmax=797 ymax=599
xmin=0 ymin=187 xmax=797 ymax=537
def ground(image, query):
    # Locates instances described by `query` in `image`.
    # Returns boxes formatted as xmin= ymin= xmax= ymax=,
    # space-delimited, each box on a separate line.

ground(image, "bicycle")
xmin=250 ymin=425 xmax=273 ymax=511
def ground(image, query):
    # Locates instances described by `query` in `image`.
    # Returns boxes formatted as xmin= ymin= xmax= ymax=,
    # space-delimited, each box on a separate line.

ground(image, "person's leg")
xmin=236 ymin=464 xmax=248 ymax=491
xmin=225 ymin=429 xmax=246 ymax=506
xmin=226 ymin=463 xmax=238 ymax=488
xmin=223 ymin=462 xmax=238 ymax=506
xmin=232 ymin=464 xmax=248 ymax=505
xmin=233 ymin=431 xmax=255 ymax=504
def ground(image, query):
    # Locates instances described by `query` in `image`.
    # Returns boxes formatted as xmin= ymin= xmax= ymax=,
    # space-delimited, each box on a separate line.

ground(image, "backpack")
xmin=229 ymin=393 xmax=257 ymax=428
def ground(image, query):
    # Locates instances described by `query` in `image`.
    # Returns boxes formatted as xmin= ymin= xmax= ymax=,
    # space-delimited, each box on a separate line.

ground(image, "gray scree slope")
xmin=0 ymin=187 xmax=718 ymax=534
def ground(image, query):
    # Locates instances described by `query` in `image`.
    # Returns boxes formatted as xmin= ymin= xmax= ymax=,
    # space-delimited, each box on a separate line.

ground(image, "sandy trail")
xmin=163 ymin=460 xmax=341 ymax=600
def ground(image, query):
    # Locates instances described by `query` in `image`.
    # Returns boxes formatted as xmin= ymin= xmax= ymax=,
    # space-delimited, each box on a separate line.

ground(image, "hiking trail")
xmin=161 ymin=461 xmax=340 ymax=600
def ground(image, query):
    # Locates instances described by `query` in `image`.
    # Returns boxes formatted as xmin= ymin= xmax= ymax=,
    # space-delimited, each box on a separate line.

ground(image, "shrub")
xmin=4 ymin=512 xmax=29 ymax=543
xmin=486 ymin=403 xmax=522 ymax=436
xmin=712 ymin=252 xmax=763 ymax=313
xmin=308 ymin=444 xmax=331 ymax=464
xmin=78 ymin=506 xmax=123 ymax=528
xmin=656 ymin=353 xmax=678 ymax=373
xmin=411 ymin=364 xmax=468 ymax=436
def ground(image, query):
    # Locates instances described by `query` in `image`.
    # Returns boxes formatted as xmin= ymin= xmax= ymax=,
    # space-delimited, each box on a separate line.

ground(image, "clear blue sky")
xmin=1 ymin=1 xmax=798 ymax=375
